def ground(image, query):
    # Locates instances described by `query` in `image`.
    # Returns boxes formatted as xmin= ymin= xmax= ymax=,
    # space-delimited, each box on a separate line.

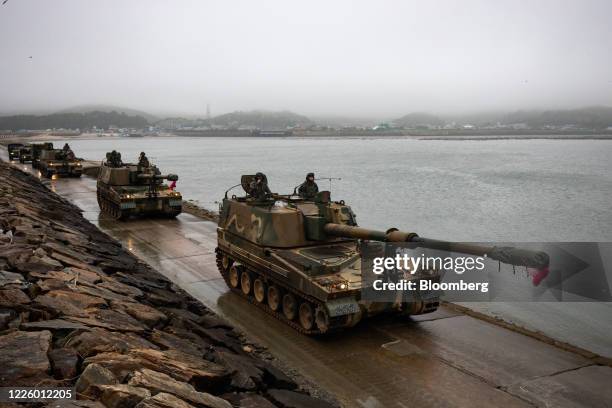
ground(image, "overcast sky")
xmin=1 ymin=0 xmax=611 ymax=117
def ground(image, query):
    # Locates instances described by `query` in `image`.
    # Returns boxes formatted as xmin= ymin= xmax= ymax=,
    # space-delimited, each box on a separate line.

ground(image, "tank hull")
xmin=40 ymin=162 xmax=83 ymax=178
xmin=96 ymin=182 xmax=182 ymax=220
xmin=216 ymin=228 xmax=439 ymax=335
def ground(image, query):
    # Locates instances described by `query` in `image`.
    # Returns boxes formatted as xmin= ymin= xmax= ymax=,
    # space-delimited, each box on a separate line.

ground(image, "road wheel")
xmin=240 ymin=270 xmax=252 ymax=295
xmin=315 ymin=306 xmax=330 ymax=333
xmin=299 ymin=302 xmax=315 ymax=331
xmin=267 ymin=285 xmax=281 ymax=312
xmin=220 ymin=255 xmax=233 ymax=272
xmin=253 ymin=278 xmax=266 ymax=303
xmin=282 ymin=293 xmax=297 ymax=321
xmin=228 ymin=265 xmax=241 ymax=289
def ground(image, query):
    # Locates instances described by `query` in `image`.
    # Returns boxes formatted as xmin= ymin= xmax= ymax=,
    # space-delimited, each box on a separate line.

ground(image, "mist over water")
xmin=60 ymin=136 xmax=612 ymax=242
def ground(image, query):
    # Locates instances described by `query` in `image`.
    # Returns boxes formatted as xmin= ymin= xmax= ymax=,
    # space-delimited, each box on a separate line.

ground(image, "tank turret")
xmin=216 ymin=176 xmax=550 ymax=334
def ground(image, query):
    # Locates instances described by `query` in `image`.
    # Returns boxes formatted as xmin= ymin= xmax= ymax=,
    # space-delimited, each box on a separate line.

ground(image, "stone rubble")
xmin=0 ymin=161 xmax=338 ymax=407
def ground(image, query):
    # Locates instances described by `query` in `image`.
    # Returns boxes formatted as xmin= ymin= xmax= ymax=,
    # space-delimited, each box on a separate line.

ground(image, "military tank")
xmin=96 ymin=152 xmax=182 ymax=220
xmin=215 ymin=174 xmax=550 ymax=334
xmin=38 ymin=149 xmax=83 ymax=178
xmin=31 ymin=142 xmax=54 ymax=168
xmin=18 ymin=145 xmax=33 ymax=163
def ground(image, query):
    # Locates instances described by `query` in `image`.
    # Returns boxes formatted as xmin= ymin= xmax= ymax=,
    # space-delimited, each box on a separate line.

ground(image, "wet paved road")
xmin=3 ymin=152 xmax=612 ymax=408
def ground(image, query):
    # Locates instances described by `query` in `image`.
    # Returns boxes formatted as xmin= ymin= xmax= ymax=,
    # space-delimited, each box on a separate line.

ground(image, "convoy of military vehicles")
xmin=3 ymin=140 xmax=550 ymax=334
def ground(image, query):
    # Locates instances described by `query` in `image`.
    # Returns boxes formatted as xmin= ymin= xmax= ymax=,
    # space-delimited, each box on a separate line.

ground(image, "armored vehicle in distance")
xmin=31 ymin=142 xmax=54 ymax=168
xmin=18 ymin=145 xmax=33 ymax=163
xmin=96 ymin=152 xmax=182 ymax=220
xmin=38 ymin=149 xmax=83 ymax=178
xmin=7 ymin=143 xmax=23 ymax=161
xmin=216 ymin=174 xmax=550 ymax=334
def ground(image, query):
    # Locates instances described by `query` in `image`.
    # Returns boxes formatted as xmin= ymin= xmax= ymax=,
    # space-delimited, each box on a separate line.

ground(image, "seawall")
xmin=0 ymin=160 xmax=337 ymax=407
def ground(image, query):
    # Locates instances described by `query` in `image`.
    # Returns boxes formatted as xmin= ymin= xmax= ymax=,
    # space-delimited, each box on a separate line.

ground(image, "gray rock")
xmin=0 ymin=330 xmax=52 ymax=385
xmin=45 ymin=401 xmax=105 ymax=408
xmin=64 ymin=327 xmax=158 ymax=358
xmin=239 ymin=394 xmax=277 ymax=408
xmin=0 ymin=288 xmax=30 ymax=307
xmin=128 ymin=368 xmax=231 ymax=408
xmin=110 ymin=299 xmax=167 ymax=328
xmin=49 ymin=347 xmax=79 ymax=379
xmin=75 ymin=363 xmax=117 ymax=397
xmin=135 ymin=393 xmax=196 ymax=408
xmin=21 ymin=318 xmax=90 ymax=331
xmin=99 ymin=384 xmax=151 ymax=408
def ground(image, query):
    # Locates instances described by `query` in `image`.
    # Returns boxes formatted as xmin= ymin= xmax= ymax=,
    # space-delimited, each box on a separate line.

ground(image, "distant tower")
xmin=206 ymin=104 xmax=211 ymax=120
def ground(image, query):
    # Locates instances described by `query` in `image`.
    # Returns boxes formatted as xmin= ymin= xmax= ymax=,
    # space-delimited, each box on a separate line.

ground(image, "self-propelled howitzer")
xmin=96 ymin=157 xmax=182 ymax=220
xmin=216 ymin=178 xmax=549 ymax=335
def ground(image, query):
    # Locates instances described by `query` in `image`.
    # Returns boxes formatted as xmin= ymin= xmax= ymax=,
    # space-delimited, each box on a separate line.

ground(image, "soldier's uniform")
xmin=138 ymin=152 xmax=150 ymax=168
xmin=107 ymin=150 xmax=123 ymax=167
xmin=298 ymin=172 xmax=319 ymax=199
xmin=249 ymin=172 xmax=272 ymax=200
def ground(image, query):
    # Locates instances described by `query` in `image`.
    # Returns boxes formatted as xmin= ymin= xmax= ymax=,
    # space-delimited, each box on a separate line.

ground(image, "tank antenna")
xmin=317 ymin=177 xmax=342 ymax=192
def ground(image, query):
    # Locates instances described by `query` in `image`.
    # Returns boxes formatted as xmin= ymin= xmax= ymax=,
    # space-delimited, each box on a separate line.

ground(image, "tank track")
xmin=97 ymin=191 xmax=125 ymax=220
xmin=216 ymin=248 xmax=335 ymax=335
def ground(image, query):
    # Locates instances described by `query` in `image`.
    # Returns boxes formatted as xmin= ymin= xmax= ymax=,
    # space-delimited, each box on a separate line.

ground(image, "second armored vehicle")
xmin=38 ymin=149 xmax=83 ymax=178
xmin=31 ymin=142 xmax=54 ymax=168
xmin=96 ymin=152 xmax=182 ymax=219
xmin=216 ymin=175 xmax=550 ymax=334
xmin=18 ymin=145 xmax=33 ymax=163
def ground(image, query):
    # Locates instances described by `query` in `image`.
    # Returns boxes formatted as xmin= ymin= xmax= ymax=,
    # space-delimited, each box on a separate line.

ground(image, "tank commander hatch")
xmin=138 ymin=151 xmax=150 ymax=168
xmin=248 ymin=172 xmax=272 ymax=200
xmin=298 ymin=172 xmax=319 ymax=199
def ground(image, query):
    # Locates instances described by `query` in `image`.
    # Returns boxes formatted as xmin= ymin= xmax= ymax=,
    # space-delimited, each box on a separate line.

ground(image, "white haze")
xmin=1 ymin=0 xmax=611 ymax=117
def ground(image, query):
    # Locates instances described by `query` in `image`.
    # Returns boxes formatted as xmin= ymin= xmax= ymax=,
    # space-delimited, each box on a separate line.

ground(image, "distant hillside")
xmin=56 ymin=105 xmax=159 ymax=123
xmin=0 ymin=111 xmax=149 ymax=130
xmin=205 ymin=110 xmax=313 ymax=129
xmin=394 ymin=112 xmax=445 ymax=128
xmin=502 ymin=106 xmax=612 ymax=128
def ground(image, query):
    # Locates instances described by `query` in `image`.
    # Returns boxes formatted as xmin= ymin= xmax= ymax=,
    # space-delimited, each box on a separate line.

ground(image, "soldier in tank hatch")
xmin=138 ymin=152 xmax=150 ymax=168
xmin=298 ymin=172 xmax=319 ymax=199
xmin=106 ymin=150 xmax=123 ymax=167
xmin=249 ymin=172 xmax=272 ymax=200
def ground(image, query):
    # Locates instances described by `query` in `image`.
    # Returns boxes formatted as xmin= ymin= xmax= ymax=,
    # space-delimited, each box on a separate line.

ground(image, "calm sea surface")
xmin=58 ymin=136 xmax=612 ymax=356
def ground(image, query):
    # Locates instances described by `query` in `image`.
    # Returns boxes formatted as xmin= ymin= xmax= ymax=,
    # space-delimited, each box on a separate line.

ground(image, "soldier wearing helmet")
xmin=249 ymin=172 xmax=271 ymax=200
xmin=298 ymin=172 xmax=319 ymax=199
xmin=138 ymin=151 xmax=150 ymax=168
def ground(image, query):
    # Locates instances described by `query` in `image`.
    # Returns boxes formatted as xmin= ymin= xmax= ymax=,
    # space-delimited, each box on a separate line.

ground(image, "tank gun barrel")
xmin=136 ymin=173 xmax=179 ymax=182
xmin=323 ymin=224 xmax=549 ymax=268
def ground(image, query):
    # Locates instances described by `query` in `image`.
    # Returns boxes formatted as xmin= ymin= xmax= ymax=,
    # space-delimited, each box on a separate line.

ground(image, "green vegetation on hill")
xmin=393 ymin=112 xmax=445 ymax=128
xmin=204 ymin=110 xmax=313 ymax=129
xmin=0 ymin=111 xmax=149 ymax=131
xmin=502 ymin=106 xmax=612 ymax=128
xmin=56 ymin=105 xmax=159 ymax=123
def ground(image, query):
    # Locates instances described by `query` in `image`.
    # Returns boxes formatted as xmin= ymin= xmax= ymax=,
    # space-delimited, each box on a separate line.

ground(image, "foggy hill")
xmin=393 ymin=112 xmax=445 ymax=127
xmin=0 ymin=111 xmax=149 ymax=131
xmin=56 ymin=105 xmax=159 ymax=123
xmin=501 ymin=106 xmax=612 ymax=128
xmin=204 ymin=110 xmax=313 ymax=129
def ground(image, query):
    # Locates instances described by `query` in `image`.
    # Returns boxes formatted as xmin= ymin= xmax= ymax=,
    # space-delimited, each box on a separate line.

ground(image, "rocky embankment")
xmin=0 ymin=161 xmax=336 ymax=408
